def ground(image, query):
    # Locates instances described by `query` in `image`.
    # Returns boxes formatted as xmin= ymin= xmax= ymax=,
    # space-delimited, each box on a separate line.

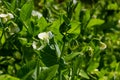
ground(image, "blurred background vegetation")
xmin=0 ymin=0 xmax=120 ymax=80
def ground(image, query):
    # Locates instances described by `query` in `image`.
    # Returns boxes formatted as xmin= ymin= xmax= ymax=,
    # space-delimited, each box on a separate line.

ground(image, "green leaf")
xmin=80 ymin=9 xmax=90 ymax=24
xmin=40 ymin=46 xmax=58 ymax=66
xmin=13 ymin=51 xmax=22 ymax=60
xmin=59 ymin=22 xmax=71 ymax=35
xmin=1 ymin=34 xmax=5 ymax=45
xmin=20 ymin=0 xmax=33 ymax=21
xmin=87 ymin=18 xmax=105 ymax=28
xmin=59 ymin=15 xmax=71 ymax=35
xmin=68 ymin=21 xmax=80 ymax=36
xmin=18 ymin=37 xmax=27 ymax=46
xmin=107 ymin=2 xmax=118 ymax=10
xmin=87 ymin=61 xmax=99 ymax=72
xmin=74 ymin=3 xmax=81 ymax=21
xmin=17 ymin=60 xmax=37 ymax=79
xmin=38 ymin=65 xmax=59 ymax=80
xmin=79 ymin=69 xmax=90 ymax=79
xmin=64 ymin=52 xmax=82 ymax=62
xmin=11 ymin=0 xmax=16 ymax=11
xmin=0 ymin=74 xmax=20 ymax=80
xmin=63 ymin=15 xmax=70 ymax=24
xmin=37 ymin=17 xmax=48 ymax=32
xmin=48 ymin=18 xmax=63 ymax=42
xmin=116 ymin=62 xmax=120 ymax=72
xmin=20 ymin=0 xmax=34 ymax=35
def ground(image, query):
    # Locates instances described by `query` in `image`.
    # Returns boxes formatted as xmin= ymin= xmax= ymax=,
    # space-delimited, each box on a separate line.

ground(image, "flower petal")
xmin=7 ymin=13 xmax=14 ymax=19
xmin=32 ymin=10 xmax=42 ymax=19
xmin=0 ymin=14 xmax=7 ymax=18
xmin=47 ymin=31 xmax=54 ymax=39
xmin=32 ymin=41 xmax=37 ymax=49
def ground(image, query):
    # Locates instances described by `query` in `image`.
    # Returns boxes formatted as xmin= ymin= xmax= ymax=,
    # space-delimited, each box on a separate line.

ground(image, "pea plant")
xmin=0 ymin=0 xmax=120 ymax=80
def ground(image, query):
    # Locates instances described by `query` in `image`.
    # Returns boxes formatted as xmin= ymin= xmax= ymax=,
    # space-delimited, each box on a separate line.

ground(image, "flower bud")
xmin=99 ymin=42 xmax=107 ymax=50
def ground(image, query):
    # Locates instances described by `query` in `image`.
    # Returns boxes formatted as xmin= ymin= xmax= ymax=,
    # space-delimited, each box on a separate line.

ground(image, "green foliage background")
xmin=0 ymin=0 xmax=120 ymax=80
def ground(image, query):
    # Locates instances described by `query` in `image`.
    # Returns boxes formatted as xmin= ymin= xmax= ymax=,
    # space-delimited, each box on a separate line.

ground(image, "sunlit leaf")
xmin=1 ymin=34 xmax=5 ymax=45
xmin=79 ymin=69 xmax=90 ymax=79
xmin=107 ymin=2 xmax=118 ymax=10
xmin=80 ymin=9 xmax=90 ymax=25
xmin=18 ymin=37 xmax=27 ymax=46
xmin=20 ymin=0 xmax=33 ymax=21
xmin=74 ymin=3 xmax=81 ymax=21
xmin=87 ymin=61 xmax=99 ymax=72
xmin=0 ymin=74 xmax=20 ymax=80
xmin=37 ymin=17 xmax=48 ymax=32
xmin=48 ymin=18 xmax=63 ymax=42
xmin=87 ymin=18 xmax=105 ymax=28
xmin=68 ymin=21 xmax=80 ymax=36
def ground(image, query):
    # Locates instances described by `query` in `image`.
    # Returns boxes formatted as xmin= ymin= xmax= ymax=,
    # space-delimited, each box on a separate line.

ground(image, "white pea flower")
xmin=73 ymin=0 xmax=77 ymax=4
xmin=118 ymin=20 xmax=120 ymax=24
xmin=32 ymin=31 xmax=54 ymax=50
xmin=7 ymin=13 xmax=14 ymax=19
xmin=32 ymin=41 xmax=38 ymax=50
xmin=38 ymin=31 xmax=54 ymax=43
xmin=0 ymin=13 xmax=14 ymax=23
xmin=38 ymin=32 xmax=49 ymax=40
xmin=0 ymin=13 xmax=8 ymax=17
xmin=32 ymin=10 xmax=42 ymax=19
xmin=0 ymin=13 xmax=14 ymax=19
xmin=0 ymin=14 xmax=8 ymax=23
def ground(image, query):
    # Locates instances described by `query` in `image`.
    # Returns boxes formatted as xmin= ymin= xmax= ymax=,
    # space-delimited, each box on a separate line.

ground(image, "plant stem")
xmin=0 ymin=19 xmax=5 ymax=45
xmin=61 ymin=41 xmax=65 ymax=57
xmin=58 ymin=67 xmax=62 ymax=80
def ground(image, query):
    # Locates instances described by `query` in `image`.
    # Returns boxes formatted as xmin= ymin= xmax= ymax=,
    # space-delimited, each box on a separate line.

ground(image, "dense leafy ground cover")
xmin=0 ymin=0 xmax=120 ymax=80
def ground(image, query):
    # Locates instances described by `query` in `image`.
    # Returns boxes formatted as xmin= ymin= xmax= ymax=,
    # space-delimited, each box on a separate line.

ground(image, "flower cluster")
xmin=0 ymin=13 xmax=14 ymax=23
